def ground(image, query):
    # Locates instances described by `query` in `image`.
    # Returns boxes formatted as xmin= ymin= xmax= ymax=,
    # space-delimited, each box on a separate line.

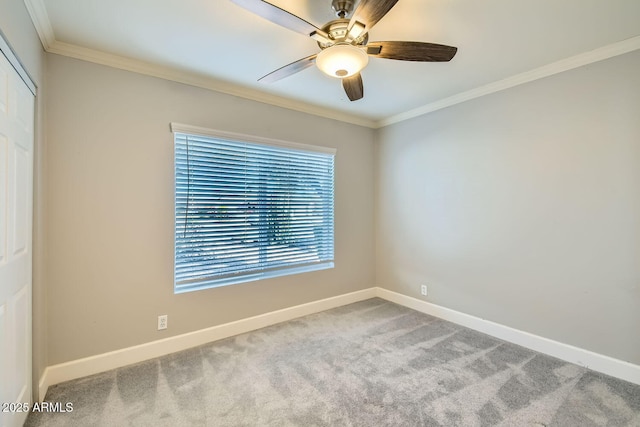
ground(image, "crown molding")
xmin=46 ymin=40 xmax=377 ymax=128
xmin=23 ymin=0 xmax=55 ymax=50
xmin=378 ymin=35 xmax=640 ymax=128
xmin=23 ymin=0 xmax=640 ymax=129
xmin=22 ymin=2 xmax=376 ymax=129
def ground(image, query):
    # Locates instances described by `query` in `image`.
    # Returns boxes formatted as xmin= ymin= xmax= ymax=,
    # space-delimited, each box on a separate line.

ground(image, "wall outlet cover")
xmin=158 ymin=315 xmax=168 ymax=330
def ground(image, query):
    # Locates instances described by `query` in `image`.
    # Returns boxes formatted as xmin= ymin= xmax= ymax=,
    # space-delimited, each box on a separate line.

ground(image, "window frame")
xmin=171 ymin=123 xmax=336 ymax=294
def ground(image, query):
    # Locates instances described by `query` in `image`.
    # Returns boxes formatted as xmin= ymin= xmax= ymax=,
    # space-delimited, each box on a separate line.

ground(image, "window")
xmin=172 ymin=124 xmax=335 ymax=293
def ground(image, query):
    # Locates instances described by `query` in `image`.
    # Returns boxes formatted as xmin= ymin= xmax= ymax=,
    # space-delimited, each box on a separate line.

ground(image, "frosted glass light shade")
xmin=316 ymin=44 xmax=369 ymax=78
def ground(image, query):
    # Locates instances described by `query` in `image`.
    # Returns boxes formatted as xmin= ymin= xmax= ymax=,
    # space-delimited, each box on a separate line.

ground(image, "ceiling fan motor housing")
xmin=317 ymin=19 xmax=369 ymax=49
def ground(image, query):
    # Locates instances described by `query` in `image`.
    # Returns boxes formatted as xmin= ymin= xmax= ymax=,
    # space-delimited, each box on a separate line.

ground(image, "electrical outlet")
xmin=420 ymin=285 xmax=428 ymax=296
xmin=158 ymin=315 xmax=168 ymax=330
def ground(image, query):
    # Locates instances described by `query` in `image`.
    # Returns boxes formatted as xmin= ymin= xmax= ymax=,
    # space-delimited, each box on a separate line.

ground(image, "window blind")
xmin=174 ymin=131 xmax=335 ymax=293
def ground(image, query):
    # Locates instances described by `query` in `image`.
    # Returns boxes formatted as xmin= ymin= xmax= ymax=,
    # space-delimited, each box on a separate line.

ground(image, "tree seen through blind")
xmin=174 ymin=133 xmax=334 ymax=292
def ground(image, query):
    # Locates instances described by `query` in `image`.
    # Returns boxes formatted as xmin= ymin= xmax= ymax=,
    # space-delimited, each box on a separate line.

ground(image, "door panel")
xmin=0 ymin=43 xmax=34 ymax=427
xmin=0 ymin=303 xmax=6 ymax=404
xmin=0 ymin=64 xmax=7 ymax=114
xmin=11 ymin=145 xmax=28 ymax=257
xmin=15 ymin=83 xmax=32 ymax=136
xmin=0 ymin=135 xmax=6 ymax=265
xmin=12 ymin=286 xmax=29 ymax=402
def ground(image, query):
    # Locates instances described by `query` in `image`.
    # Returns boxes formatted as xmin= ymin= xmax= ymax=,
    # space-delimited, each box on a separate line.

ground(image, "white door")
xmin=0 ymin=43 xmax=35 ymax=427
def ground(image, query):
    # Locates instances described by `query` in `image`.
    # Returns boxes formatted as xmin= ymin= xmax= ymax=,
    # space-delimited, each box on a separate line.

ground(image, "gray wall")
xmin=45 ymin=54 xmax=375 ymax=365
xmin=376 ymin=50 xmax=640 ymax=364
xmin=0 ymin=0 xmax=47 ymax=400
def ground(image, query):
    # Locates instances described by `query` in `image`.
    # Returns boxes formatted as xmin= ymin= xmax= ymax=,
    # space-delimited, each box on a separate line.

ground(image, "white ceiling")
xmin=28 ymin=0 xmax=640 ymax=127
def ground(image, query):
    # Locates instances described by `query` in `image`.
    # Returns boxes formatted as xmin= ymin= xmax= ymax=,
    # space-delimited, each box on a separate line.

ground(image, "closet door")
xmin=0 ymin=43 xmax=35 ymax=427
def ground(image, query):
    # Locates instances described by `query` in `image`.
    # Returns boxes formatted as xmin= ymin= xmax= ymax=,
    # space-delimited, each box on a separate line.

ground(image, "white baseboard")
xmin=38 ymin=286 xmax=640 ymax=400
xmin=37 ymin=288 xmax=376 ymax=400
xmin=376 ymin=288 xmax=640 ymax=386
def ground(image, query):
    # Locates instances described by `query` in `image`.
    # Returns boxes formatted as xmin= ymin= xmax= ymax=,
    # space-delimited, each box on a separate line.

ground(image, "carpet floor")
xmin=26 ymin=298 xmax=640 ymax=426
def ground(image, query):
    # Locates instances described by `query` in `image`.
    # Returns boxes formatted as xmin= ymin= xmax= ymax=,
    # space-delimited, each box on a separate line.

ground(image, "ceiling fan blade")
xmin=348 ymin=0 xmax=399 ymax=35
xmin=259 ymin=54 xmax=317 ymax=83
xmin=367 ymin=41 xmax=458 ymax=62
xmin=342 ymin=73 xmax=364 ymax=101
xmin=230 ymin=0 xmax=329 ymax=41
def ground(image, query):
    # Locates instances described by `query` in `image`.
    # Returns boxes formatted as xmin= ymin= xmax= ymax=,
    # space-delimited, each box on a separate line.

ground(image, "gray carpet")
xmin=26 ymin=298 xmax=640 ymax=426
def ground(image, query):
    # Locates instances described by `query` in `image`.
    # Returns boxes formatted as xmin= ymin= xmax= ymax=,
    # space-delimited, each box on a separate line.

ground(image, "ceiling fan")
xmin=230 ymin=0 xmax=458 ymax=101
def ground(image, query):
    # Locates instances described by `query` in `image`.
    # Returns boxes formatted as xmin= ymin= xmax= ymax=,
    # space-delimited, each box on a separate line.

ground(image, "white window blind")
xmin=173 ymin=128 xmax=335 ymax=293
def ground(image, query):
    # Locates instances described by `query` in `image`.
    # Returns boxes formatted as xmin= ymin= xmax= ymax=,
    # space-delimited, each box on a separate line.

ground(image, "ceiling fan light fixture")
xmin=316 ymin=44 xmax=369 ymax=78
